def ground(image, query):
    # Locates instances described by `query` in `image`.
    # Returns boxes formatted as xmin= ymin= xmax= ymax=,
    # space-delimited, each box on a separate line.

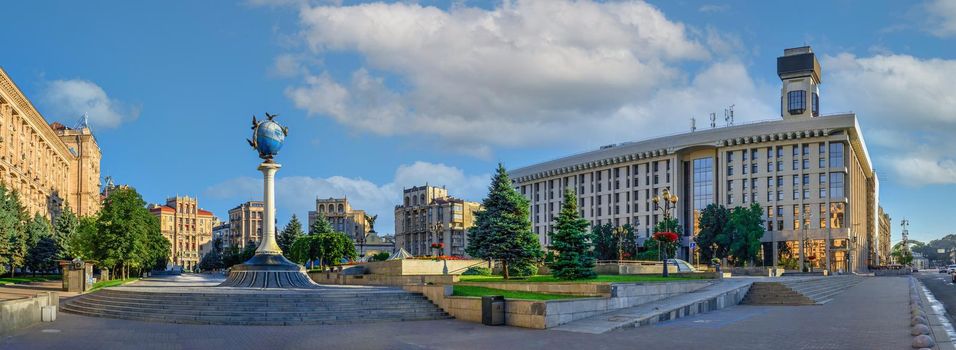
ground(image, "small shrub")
xmin=368 ymin=252 xmax=390 ymax=262
xmin=462 ymin=266 xmax=492 ymax=276
xmin=508 ymin=262 xmax=538 ymax=277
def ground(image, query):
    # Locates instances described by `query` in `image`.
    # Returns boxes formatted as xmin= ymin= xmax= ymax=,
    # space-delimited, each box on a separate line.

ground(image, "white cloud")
xmin=279 ymin=0 xmax=778 ymax=156
xmin=205 ymin=161 xmax=489 ymax=234
xmin=924 ymin=0 xmax=956 ymax=37
xmin=41 ymin=79 xmax=138 ymax=129
xmin=826 ymin=52 xmax=956 ymax=185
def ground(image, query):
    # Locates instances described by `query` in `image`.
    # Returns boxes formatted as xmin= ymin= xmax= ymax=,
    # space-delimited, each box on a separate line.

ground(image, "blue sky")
xmin=2 ymin=0 xmax=955 ymax=243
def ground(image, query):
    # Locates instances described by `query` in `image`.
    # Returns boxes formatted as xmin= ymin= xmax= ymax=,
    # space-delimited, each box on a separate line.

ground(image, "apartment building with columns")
xmin=0 ymin=67 xmax=101 ymax=221
xmin=148 ymin=196 xmax=216 ymax=271
xmin=394 ymin=185 xmax=481 ymax=257
xmin=509 ymin=47 xmax=879 ymax=273
xmin=308 ymin=197 xmax=368 ymax=239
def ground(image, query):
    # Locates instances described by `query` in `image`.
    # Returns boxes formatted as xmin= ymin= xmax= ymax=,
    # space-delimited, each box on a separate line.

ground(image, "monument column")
xmin=257 ymin=162 xmax=282 ymax=255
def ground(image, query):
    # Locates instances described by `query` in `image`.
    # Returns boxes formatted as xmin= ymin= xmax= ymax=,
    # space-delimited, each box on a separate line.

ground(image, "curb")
xmin=910 ymin=277 xmax=956 ymax=350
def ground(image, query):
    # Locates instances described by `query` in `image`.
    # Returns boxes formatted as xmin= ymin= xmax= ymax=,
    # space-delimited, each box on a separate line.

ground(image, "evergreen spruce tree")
xmin=0 ymin=185 xmax=28 ymax=277
xmin=309 ymin=212 xmax=334 ymax=235
xmin=278 ymin=214 xmax=305 ymax=257
xmin=466 ymin=163 xmax=543 ymax=279
xmin=547 ymin=188 xmax=595 ymax=280
xmin=25 ymin=214 xmax=56 ymax=275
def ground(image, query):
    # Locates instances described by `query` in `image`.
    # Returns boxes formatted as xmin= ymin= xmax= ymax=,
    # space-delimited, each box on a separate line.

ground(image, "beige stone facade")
xmin=394 ymin=185 xmax=481 ymax=257
xmin=0 ymin=67 xmax=101 ymax=220
xmin=227 ymin=201 xmax=263 ymax=250
xmin=148 ymin=196 xmax=215 ymax=271
xmin=308 ymin=197 xmax=368 ymax=239
xmin=878 ymin=206 xmax=891 ymax=266
xmin=510 ymin=47 xmax=879 ymax=272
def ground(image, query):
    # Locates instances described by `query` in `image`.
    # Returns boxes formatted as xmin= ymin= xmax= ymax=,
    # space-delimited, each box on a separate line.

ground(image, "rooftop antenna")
xmin=709 ymin=112 xmax=716 ymax=128
xmin=724 ymin=104 xmax=735 ymax=126
xmin=74 ymin=112 xmax=91 ymax=130
xmin=690 ymin=117 xmax=696 ymax=132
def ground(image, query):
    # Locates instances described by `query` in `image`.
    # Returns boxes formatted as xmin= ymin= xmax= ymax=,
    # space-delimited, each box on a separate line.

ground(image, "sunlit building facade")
xmin=394 ymin=185 xmax=481 ymax=257
xmin=510 ymin=47 xmax=879 ymax=272
xmin=227 ymin=201 xmax=263 ymax=250
xmin=148 ymin=196 xmax=216 ymax=271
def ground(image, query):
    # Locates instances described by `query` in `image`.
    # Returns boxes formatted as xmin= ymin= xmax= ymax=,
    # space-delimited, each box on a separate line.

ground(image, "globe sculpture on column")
xmin=219 ymin=113 xmax=319 ymax=288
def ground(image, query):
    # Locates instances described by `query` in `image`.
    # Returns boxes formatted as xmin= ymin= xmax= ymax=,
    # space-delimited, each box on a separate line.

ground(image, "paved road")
xmin=916 ymin=271 xmax=956 ymax=322
xmin=1 ymin=277 xmax=911 ymax=350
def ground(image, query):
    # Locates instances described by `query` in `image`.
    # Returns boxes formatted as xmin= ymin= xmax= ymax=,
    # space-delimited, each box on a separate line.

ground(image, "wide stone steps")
xmin=61 ymin=287 xmax=452 ymax=325
xmin=741 ymin=276 xmax=863 ymax=305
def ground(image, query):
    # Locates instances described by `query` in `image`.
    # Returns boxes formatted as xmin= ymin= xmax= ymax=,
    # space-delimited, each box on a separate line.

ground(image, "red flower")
xmin=653 ymin=231 xmax=679 ymax=243
xmin=430 ymin=242 xmax=444 ymax=249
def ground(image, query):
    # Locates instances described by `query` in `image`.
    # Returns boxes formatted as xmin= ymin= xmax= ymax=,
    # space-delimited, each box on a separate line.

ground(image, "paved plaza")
xmin=0 ymin=276 xmax=913 ymax=350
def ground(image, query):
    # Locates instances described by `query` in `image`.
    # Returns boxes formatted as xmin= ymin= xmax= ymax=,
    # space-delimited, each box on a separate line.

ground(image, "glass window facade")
xmin=788 ymin=90 xmax=806 ymax=115
xmin=829 ymin=202 xmax=845 ymax=228
xmin=812 ymin=92 xmax=819 ymax=117
xmin=829 ymin=173 xmax=845 ymax=199
xmin=829 ymin=143 xmax=845 ymax=168
xmin=692 ymin=157 xmax=714 ymax=234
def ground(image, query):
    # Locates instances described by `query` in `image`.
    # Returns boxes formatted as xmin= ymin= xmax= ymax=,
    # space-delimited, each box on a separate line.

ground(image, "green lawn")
xmin=90 ymin=278 xmax=139 ymax=292
xmin=0 ymin=275 xmax=62 ymax=285
xmin=451 ymin=285 xmax=587 ymax=300
xmin=458 ymin=274 xmax=707 ymax=283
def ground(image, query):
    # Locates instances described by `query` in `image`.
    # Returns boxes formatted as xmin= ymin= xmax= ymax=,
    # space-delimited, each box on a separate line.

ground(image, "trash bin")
xmin=481 ymin=295 xmax=505 ymax=326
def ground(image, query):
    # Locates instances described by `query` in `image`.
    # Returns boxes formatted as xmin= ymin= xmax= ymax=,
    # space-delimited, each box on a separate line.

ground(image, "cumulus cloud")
xmin=924 ymin=0 xmax=956 ymax=37
xmin=41 ymin=79 xmax=138 ymax=129
xmin=205 ymin=161 xmax=489 ymax=234
xmin=825 ymin=52 xmax=956 ymax=185
xmin=279 ymin=0 xmax=776 ymax=155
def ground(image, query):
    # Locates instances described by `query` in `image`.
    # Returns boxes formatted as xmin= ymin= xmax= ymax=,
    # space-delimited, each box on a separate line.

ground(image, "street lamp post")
xmin=652 ymin=187 xmax=679 ymax=278
xmin=433 ymin=222 xmax=448 ymax=275
xmin=614 ymin=226 xmax=627 ymax=261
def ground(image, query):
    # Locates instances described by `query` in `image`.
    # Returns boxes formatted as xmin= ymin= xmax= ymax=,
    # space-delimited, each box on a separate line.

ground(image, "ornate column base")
xmin=219 ymin=253 xmax=319 ymax=289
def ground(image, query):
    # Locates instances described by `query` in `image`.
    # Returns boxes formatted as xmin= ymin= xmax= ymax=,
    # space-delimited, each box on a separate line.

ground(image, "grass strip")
xmin=451 ymin=285 xmax=588 ymax=300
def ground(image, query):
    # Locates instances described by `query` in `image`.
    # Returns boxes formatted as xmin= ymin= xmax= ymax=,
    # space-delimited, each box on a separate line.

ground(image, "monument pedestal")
xmin=220 ymin=253 xmax=318 ymax=288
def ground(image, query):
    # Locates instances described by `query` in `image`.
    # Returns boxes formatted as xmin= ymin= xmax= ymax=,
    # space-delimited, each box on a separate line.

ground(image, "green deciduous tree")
xmin=198 ymin=237 xmax=224 ymax=271
xmin=289 ymin=232 xmax=356 ymax=269
xmin=728 ymin=203 xmax=765 ymax=266
xmin=81 ymin=187 xmax=170 ymax=278
xmin=52 ymin=207 xmax=79 ymax=260
xmin=466 ymin=164 xmax=543 ymax=279
xmin=694 ymin=204 xmax=733 ymax=262
xmin=278 ymin=214 xmax=305 ymax=257
xmin=547 ymin=188 xmax=595 ymax=280
xmin=591 ymin=223 xmax=617 ymax=261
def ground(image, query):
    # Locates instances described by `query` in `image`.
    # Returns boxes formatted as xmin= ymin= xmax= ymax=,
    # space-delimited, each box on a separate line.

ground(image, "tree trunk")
xmin=502 ymin=260 xmax=509 ymax=280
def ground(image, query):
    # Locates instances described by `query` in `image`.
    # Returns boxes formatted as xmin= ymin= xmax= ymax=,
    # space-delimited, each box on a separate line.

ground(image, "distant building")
xmin=148 ymin=196 xmax=216 ymax=271
xmin=308 ymin=197 xmax=368 ymax=239
xmin=912 ymin=251 xmax=930 ymax=270
xmin=212 ymin=221 xmax=230 ymax=247
xmin=394 ymin=185 xmax=481 ymax=257
xmin=228 ymin=201 xmax=264 ymax=250
xmin=0 ymin=67 xmax=102 ymax=220
xmin=877 ymin=207 xmax=891 ymax=266
xmin=510 ymin=46 xmax=880 ymax=273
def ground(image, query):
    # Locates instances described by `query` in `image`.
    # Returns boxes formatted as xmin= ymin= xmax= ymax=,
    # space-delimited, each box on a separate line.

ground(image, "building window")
xmin=819 ymin=157 xmax=826 ymax=168
xmin=792 ymin=175 xmax=799 ymax=186
xmin=788 ymin=90 xmax=806 ymax=115
xmin=792 ymin=189 xmax=799 ymax=200
xmin=792 ymin=159 xmax=799 ymax=170
xmin=829 ymin=202 xmax=845 ymax=228
xmin=767 ymin=192 xmax=773 ymax=202
xmin=820 ymin=188 xmax=827 ymax=198
xmin=752 ymin=163 xmax=759 ymax=174
xmin=812 ymin=92 xmax=819 ymax=117
xmin=777 ymin=161 xmax=783 ymax=171
xmin=777 ymin=191 xmax=783 ymax=200
xmin=803 ymin=159 xmax=810 ymax=170
xmin=767 ymin=177 xmax=773 ymax=188
xmin=792 ymin=145 xmax=798 ymax=156
xmin=803 ymin=189 xmax=810 ymax=199
xmin=776 ymin=176 xmax=783 ymax=187
xmin=802 ymin=144 xmax=810 ymax=156
xmin=742 ymin=165 xmax=748 ymax=174
xmin=692 ymin=157 xmax=714 ymax=234
xmin=727 ymin=180 xmax=734 ymax=191
xmin=768 ymin=162 xmax=773 ymax=172
xmin=727 ymin=194 xmax=734 ymax=204
xmin=829 ymin=173 xmax=845 ymax=199
xmin=727 ymin=166 xmax=734 ymax=176
xmin=829 ymin=143 xmax=845 ymax=168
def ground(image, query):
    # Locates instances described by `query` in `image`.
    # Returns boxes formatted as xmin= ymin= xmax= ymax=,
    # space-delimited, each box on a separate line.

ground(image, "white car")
xmin=947 ymin=264 xmax=956 ymax=273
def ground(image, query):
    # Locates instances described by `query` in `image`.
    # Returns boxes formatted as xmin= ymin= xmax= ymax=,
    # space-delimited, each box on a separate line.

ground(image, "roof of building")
xmin=509 ymin=113 xmax=873 ymax=182
xmin=197 ymin=209 xmax=214 ymax=216
xmin=149 ymin=205 xmax=175 ymax=213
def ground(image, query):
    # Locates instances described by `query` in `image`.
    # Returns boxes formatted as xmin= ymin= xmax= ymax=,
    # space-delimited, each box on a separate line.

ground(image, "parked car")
xmin=940 ymin=266 xmax=949 ymax=273
xmin=947 ymin=264 xmax=956 ymax=273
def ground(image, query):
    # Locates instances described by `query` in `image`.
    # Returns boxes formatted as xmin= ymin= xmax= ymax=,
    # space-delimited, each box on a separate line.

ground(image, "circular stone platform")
xmin=219 ymin=253 xmax=318 ymax=289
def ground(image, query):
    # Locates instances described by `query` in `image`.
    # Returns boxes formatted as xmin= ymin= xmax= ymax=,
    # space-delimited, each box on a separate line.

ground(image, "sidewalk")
xmin=606 ymin=276 xmax=912 ymax=349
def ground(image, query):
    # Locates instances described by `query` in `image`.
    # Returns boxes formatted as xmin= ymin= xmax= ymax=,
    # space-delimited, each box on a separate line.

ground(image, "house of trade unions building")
xmin=509 ymin=47 xmax=882 ymax=273
xmin=0 ymin=67 xmax=102 ymax=221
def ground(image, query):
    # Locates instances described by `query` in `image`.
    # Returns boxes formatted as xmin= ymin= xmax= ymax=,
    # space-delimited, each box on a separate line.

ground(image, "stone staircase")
xmin=60 ymin=288 xmax=451 ymax=325
xmin=741 ymin=276 xmax=864 ymax=305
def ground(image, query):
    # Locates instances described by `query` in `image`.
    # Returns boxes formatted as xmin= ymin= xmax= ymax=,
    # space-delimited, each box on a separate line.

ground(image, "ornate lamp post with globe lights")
xmin=652 ymin=187 xmax=679 ymax=278
xmin=219 ymin=113 xmax=318 ymax=289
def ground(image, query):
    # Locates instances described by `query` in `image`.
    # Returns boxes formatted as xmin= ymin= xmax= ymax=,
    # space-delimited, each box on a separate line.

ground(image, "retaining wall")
xmin=0 ymin=292 xmax=57 ymax=335
xmin=309 ymin=272 xmax=458 ymax=286
xmin=361 ymin=259 xmax=485 ymax=275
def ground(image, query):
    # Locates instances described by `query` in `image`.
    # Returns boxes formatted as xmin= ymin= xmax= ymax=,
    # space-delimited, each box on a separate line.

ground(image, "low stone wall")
xmin=361 ymin=259 xmax=485 ymax=275
xmin=595 ymin=262 xmax=681 ymax=275
xmin=408 ymin=280 xmax=713 ymax=329
xmin=0 ymin=292 xmax=58 ymax=335
xmin=309 ymin=271 xmax=458 ymax=286
xmin=731 ymin=267 xmax=785 ymax=277
xmin=455 ymin=282 xmax=611 ymax=296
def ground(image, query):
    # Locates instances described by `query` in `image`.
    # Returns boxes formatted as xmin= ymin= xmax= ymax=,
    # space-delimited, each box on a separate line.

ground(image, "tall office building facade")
xmin=308 ymin=197 xmax=368 ymax=239
xmin=510 ymin=47 xmax=879 ymax=272
xmin=394 ymin=185 xmax=481 ymax=257
xmin=0 ymin=67 xmax=102 ymax=220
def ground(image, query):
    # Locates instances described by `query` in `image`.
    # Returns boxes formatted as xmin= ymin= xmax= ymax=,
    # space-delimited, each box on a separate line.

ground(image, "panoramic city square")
xmin=1 ymin=1 xmax=956 ymax=349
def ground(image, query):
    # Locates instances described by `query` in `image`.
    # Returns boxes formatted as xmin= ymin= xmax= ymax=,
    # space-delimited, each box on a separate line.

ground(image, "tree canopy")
xmin=547 ymin=188 xmax=595 ymax=280
xmin=278 ymin=214 xmax=305 ymax=257
xmin=694 ymin=204 xmax=733 ymax=262
xmin=466 ymin=164 xmax=543 ymax=279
